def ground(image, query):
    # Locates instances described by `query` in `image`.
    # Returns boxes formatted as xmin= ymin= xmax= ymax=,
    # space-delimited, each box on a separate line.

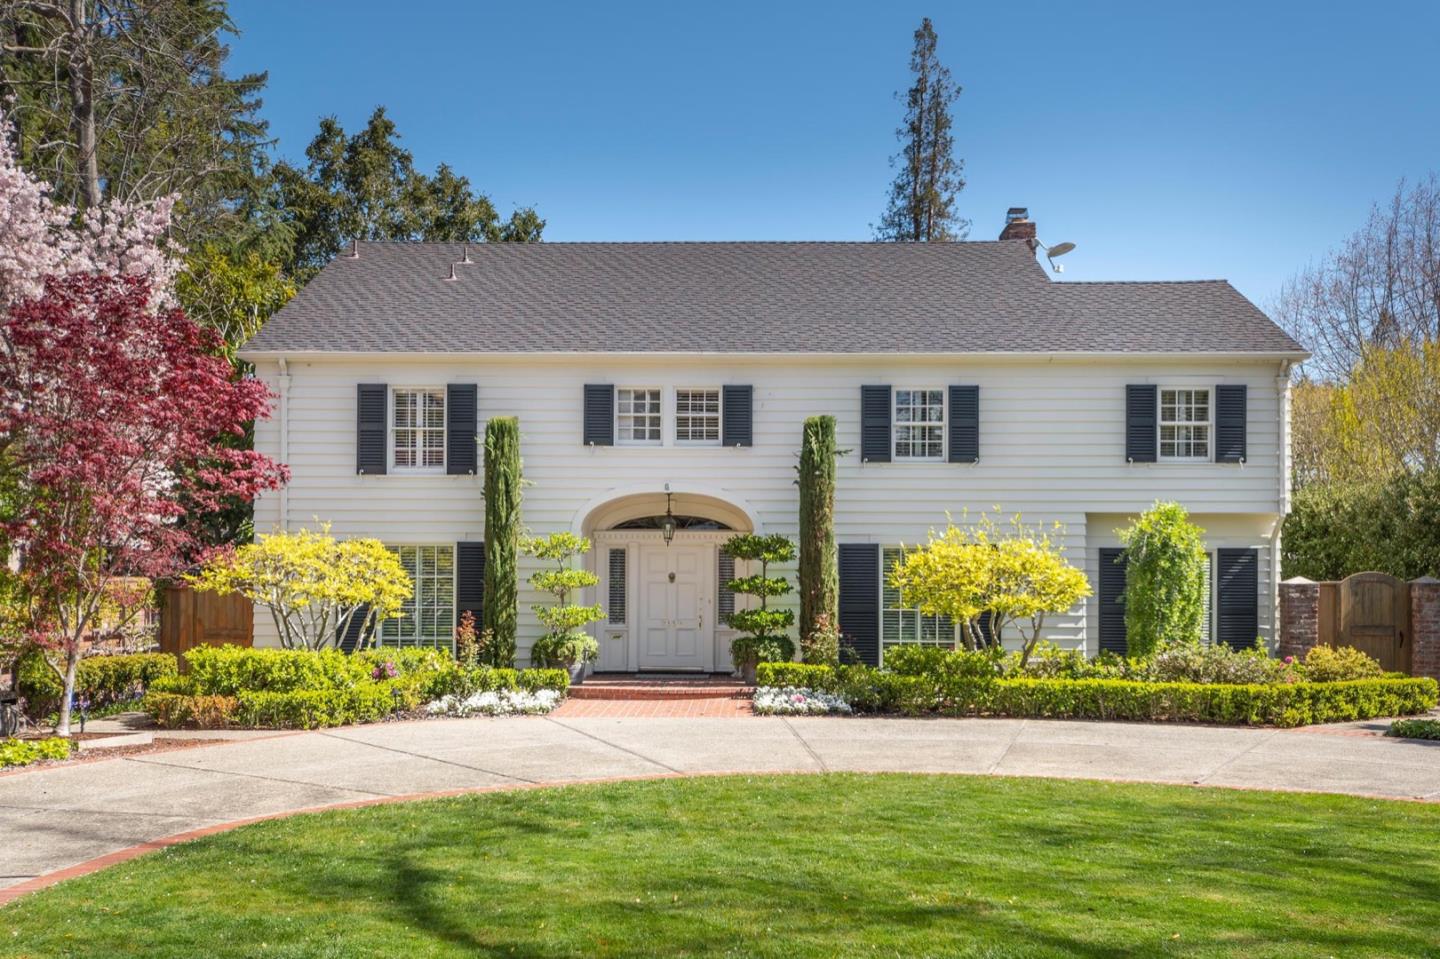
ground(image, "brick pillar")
xmin=1410 ymin=577 xmax=1440 ymax=681
xmin=1278 ymin=577 xmax=1321 ymax=660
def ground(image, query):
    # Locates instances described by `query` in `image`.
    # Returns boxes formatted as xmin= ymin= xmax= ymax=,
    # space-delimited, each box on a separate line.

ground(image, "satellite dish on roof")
xmin=1046 ymin=241 xmax=1076 ymax=258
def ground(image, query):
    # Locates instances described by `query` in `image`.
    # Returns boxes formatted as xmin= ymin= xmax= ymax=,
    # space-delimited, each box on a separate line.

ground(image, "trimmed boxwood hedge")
xmin=17 ymin=651 xmax=178 ymax=718
xmin=143 ymin=645 xmax=570 ymax=730
xmin=754 ymin=662 xmax=1438 ymax=728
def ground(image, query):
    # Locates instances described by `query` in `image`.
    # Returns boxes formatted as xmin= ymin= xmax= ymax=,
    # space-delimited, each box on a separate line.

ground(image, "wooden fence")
xmin=158 ymin=586 xmax=253 ymax=664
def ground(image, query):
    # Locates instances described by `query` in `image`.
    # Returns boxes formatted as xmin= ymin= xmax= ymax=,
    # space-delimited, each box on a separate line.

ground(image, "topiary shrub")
xmin=1116 ymin=502 xmax=1209 ymax=656
xmin=483 ymin=416 xmax=522 ymax=666
xmin=724 ymin=533 xmax=797 ymax=679
xmin=521 ymin=532 xmax=602 ymax=672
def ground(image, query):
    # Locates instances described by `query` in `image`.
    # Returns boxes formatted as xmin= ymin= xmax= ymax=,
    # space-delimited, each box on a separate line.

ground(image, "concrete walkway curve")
xmin=3 ymin=714 xmax=1438 ymax=903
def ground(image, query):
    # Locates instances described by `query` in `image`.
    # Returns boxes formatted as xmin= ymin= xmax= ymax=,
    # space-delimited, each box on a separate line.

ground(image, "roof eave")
xmin=238 ymin=348 xmax=1312 ymax=363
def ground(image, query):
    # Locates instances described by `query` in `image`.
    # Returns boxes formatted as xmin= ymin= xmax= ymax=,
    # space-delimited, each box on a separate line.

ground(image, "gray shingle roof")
xmin=241 ymin=241 xmax=1306 ymax=356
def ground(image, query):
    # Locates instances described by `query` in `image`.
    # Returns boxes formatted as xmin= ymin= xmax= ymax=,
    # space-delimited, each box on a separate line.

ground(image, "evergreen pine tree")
xmin=875 ymin=18 xmax=968 ymax=242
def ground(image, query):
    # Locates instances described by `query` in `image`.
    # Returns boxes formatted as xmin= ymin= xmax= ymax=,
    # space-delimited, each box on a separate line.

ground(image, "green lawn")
xmin=4 ymin=774 xmax=1439 ymax=958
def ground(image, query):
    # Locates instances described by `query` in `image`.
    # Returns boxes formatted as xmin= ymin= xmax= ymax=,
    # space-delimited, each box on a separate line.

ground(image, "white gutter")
xmin=1270 ymin=359 xmax=1295 ymax=648
xmin=238 ymin=348 xmax=1312 ymax=363
xmin=277 ymin=357 xmax=291 ymax=533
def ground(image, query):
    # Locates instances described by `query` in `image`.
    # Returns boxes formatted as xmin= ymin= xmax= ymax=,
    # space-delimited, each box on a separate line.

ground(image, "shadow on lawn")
xmin=333 ymin=817 xmax=1438 ymax=959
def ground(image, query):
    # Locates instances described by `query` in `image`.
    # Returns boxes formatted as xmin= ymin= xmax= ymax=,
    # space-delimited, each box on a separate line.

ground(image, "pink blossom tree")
xmin=0 ymin=275 xmax=288 ymax=735
xmin=0 ymin=108 xmax=180 ymax=313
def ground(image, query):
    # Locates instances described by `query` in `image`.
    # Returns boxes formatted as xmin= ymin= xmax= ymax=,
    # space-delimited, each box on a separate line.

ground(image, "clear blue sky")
xmin=229 ymin=0 xmax=1440 ymax=309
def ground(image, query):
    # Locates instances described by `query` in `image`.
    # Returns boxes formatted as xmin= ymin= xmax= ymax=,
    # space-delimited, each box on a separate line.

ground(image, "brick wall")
xmin=1410 ymin=577 xmax=1440 ymax=681
xmin=1278 ymin=577 xmax=1320 ymax=660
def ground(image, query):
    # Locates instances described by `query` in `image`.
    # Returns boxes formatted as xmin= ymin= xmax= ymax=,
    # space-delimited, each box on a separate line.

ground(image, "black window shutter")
xmin=356 ymin=384 xmax=388 ymax=475
xmin=1214 ymin=384 xmax=1247 ymax=464
xmin=446 ymin=384 xmax=478 ymax=475
xmin=838 ymin=543 xmax=881 ymax=666
xmin=337 ymin=604 xmax=372 ymax=653
xmin=1215 ymin=548 xmax=1259 ymax=650
xmin=860 ymin=386 xmax=891 ymax=463
xmin=722 ymin=385 xmax=753 ymax=447
xmin=583 ymin=384 xmax=614 ymax=446
xmin=1098 ymin=548 xmax=1128 ymax=654
xmin=1125 ymin=384 xmax=1157 ymax=463
xmin=456 ymin=541 xmax=486 ymax=628
xmin=948 ymin=385 xmax=979 ymax=463
xmin=977 ymin=609 xmax=995 ymax=647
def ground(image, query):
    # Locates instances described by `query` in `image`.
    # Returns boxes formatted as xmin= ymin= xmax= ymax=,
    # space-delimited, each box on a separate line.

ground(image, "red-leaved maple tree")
xmin=0 ymin=275 xmax=288 ymax=735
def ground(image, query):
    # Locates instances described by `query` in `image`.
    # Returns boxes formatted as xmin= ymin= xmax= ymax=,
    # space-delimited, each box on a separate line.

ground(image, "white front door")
xmin=638 ymin=544 xmax=710 ymax=670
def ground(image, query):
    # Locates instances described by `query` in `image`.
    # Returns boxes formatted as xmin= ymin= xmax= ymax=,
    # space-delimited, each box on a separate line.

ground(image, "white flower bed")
xmin=425 ymin=688 xmax=563 ymax=717
xmin=752 ymin=686 xmax=852 ymax=716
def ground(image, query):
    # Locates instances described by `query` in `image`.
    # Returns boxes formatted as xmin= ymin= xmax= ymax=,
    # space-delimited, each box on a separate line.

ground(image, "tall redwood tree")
xmin=0 ymin=275 xmax=288 ymax=735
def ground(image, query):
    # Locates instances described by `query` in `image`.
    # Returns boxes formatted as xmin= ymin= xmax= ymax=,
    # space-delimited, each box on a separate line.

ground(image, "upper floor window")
xmin=1160 ymin=388 xmax=1210 ymax=460
xmin=894 ymin=388 xmax=944 ymax=460
xmin=393 ymin=388 xmax=445 ymax=470
xmin=379 ymin=545 xmax=455 ymax=649
xmin=675 ymin=388 xmax=721 ymax=445
xmin=616 ymin=388 xmax=662 ymax=445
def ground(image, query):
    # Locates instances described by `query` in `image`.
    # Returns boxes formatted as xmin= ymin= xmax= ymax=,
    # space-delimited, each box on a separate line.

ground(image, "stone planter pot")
xmin=739 ymin=659 xmax=758 ymax=686
xmin=567 ymin=661 xmax=588 ymax=686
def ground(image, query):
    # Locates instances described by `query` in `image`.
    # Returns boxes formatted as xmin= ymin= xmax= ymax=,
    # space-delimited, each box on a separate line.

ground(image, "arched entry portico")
xmin=577 ymin=488 xmax=757 ymax=674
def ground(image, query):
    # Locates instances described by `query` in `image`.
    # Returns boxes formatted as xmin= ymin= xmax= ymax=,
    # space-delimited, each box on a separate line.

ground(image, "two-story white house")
xmin=240 ymin=210 xmax=1307 ymax=672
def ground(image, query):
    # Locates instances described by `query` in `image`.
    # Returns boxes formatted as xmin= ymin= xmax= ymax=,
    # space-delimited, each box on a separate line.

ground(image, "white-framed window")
xmin=616 ymin=388 xmax=662 ymax=445
xmin=379 ymin=545 xmax=455 ymax=650
xmin=1159 ymin=388 xmax=1211 ymax=460
xmin=881 ymin=547 xmax=956 ymax=661
xmin=675 ymin=388 xmax=721 ymax=445
xmin=393 ymin=388 xmax=446 ymax=470
xmin=894 ymin=388 xmax=945 ymax=461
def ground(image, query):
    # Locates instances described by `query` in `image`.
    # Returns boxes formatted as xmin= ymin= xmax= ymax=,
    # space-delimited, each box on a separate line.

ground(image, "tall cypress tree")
xmin=875 ymin=18 xmax=968 ymax=242
xmin=797 ymin=415 xmax=839 ymax=657
xmin=483 ymin=417 xmax=522 ymax=666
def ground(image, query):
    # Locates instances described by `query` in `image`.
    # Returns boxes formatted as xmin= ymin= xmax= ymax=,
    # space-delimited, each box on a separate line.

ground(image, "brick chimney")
xmin=999 ymin=207 xmax=1037 ymax=243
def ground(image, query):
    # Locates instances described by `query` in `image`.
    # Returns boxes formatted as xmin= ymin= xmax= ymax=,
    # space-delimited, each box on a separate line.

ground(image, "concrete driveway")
xmin=3 ymin=714 xmax=1438 ymax=901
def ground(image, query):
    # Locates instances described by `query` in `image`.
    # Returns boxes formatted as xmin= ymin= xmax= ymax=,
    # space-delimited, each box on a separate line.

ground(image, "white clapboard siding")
xmin=251 ymin=355 xmax=1288 ymax=657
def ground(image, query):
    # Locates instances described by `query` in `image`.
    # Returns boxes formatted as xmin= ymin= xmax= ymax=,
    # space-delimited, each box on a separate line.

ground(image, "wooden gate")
xmin=159 ymin=586 xmax=253 ymax=663
xmin=1321 ymin=573 xmax=1412 ymax=673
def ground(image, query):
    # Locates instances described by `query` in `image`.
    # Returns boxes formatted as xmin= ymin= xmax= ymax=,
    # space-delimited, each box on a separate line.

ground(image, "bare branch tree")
xmin=1274 ymin=175 xmax=1440 ymax=380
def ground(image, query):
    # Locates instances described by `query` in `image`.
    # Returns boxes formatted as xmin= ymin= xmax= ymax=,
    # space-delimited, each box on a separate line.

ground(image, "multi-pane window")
xmin=616 ymin=388 xmax=662 ymax=444
xmin=881 ymin=547 xmax=955 ymax=660
xmin=1160 ymin=388 xmax=1211 ymax=460
xmin=675 ymin=389 xmax=721 ymax=444
xmin=393 ymin=389 xmax=446 ymax=469
xmin=379 ymin=545 xmax=455 ymax=649
xmin=894 ymin=389 xmax=945 ymax=460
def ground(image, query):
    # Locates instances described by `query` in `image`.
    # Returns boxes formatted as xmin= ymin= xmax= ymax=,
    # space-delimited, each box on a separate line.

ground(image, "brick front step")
xmin=569 ymin=676 xmax=754 ymax=701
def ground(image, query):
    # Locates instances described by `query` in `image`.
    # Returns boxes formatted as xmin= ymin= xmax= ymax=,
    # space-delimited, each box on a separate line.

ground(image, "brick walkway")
xmin=552 ymin=697 xmax=753 ymax=718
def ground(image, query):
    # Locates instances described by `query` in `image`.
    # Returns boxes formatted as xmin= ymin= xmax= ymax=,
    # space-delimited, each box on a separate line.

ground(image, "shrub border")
xmin=755 ymin=662 xmax=1438 ymax=728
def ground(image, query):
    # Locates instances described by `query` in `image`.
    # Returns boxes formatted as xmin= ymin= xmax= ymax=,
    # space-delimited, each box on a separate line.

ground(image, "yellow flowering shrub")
xmin=890 ymin=512 xmax=1090 ymax=663
xmin=190 ymin=524 xmax=412 ymax=651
